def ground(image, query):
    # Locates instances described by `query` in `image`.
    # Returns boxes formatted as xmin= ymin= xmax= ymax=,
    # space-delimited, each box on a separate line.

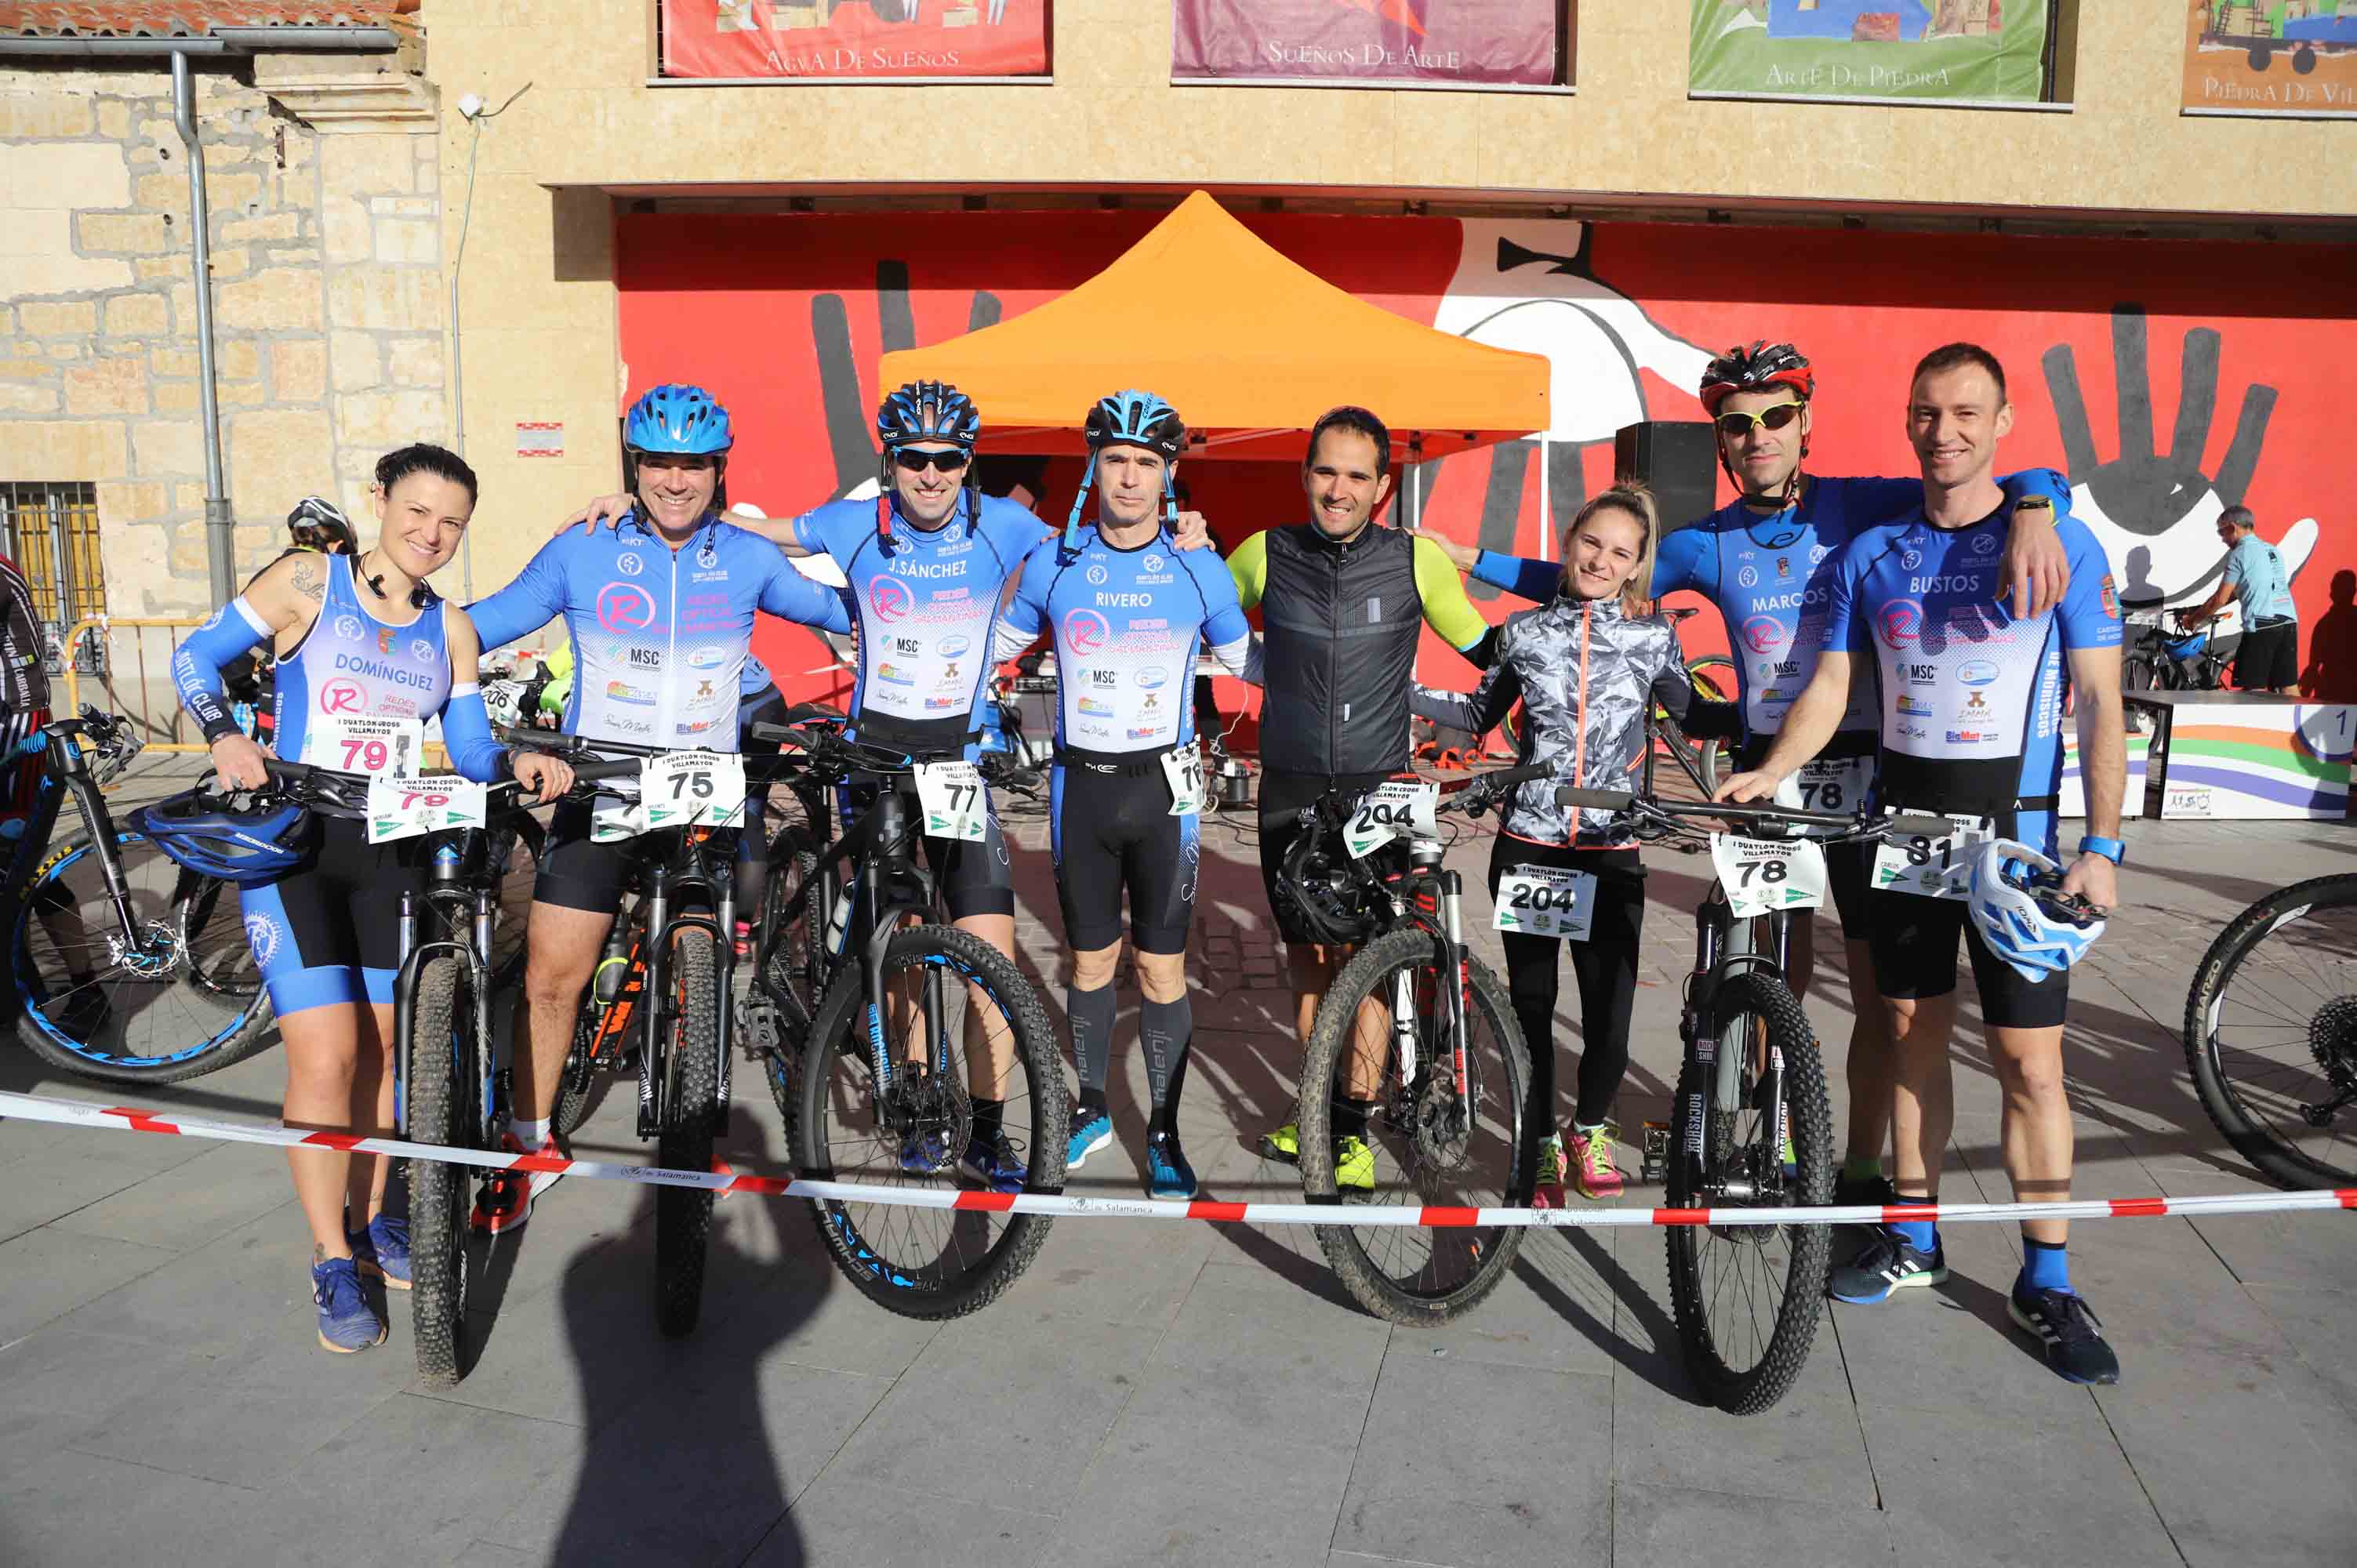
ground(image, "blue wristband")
xmin=2076 ymin=835 xmax=2125 ymax=866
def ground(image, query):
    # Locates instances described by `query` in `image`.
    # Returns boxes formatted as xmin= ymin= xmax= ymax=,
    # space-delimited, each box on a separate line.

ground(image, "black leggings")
xmin=1487 ymin=838 xmax=1646 ymax=1131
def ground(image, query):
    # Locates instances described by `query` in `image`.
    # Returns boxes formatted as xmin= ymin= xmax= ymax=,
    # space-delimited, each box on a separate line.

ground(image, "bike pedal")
xmin=1639 ymin=1120 xmax=1671 ymax=1185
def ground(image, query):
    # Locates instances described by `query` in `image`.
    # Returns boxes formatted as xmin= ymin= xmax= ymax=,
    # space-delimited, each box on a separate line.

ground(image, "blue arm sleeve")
xmin=1469 ymin=551 xmax=1560 ymax=604
xmin=465 ymin=538 xmax=571 ymax=652
xmin=760 ymin=557 xmax=852 ymax=633
xmin=172 ymin=597 xmax=271 ymax=742
xmin=438 ymin=684 xmax=510 ymax=783
xmin=1650 ymin=526 xmax=1713 ymax=599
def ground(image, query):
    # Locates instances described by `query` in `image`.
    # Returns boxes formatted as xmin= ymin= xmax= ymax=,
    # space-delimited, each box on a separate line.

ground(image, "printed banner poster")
xmin=2182 ymin=2 xmax=2357 ymax=117
xmin=661 ymin=0 xmax=1048 ymax=80
xmin=1172 ymin=0 xmax=1563 ymax=85
xmin=1688 ymin=1 xmax=2049 ymax=103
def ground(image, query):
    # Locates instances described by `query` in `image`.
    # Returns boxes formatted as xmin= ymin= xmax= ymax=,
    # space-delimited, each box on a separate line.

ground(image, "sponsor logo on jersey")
xmin=1739 ymin=615 xmax=1783 ymax=655
xmin=1901 ymin=662 xmax=1938 ymax=684
xmin=1077 ymin=721 xmax=1112 ymax=739
xmin=597 ymin=583 xmax=658 ymax=634
xmin=686 ymin=645 xmax=725 ymax=670
xmin=244 ymin=913 xmax=281 ymax=964
xmin=1958 ymin=659 xmax=1999 ymax=686
xmin=877 ymin=662 xmax=915 ymax=686
xmin=694 ymin=679 xmax=715 ymax=701
xmin=618 ymin=553 xmax=644 ymax=577
xmin=1899 ymin=549 xmax=1923 ymax=572
xmin=378 ymin=695 xmax=417 ymax=718
xmin=1738 ymin=565 xmax=1760 ymax=589
xmin=1972 ymin=529 xmax=2000 ymax=555
xmin=937 ymin=634 xmax=971 ymax=659
xmin=675 ymin=716 xmax=719 ymax=734
xmin=866 ymin=576 xmax=913 ymax=623
xmin=1897 ymin=695 xmax=1934 ymax=717
xmin=1127 ymin=726 xmax=1161 ymax=739
xmin=1810 ymin=543 xmax=1831 ymax=564
xmin=608 ymin=715 xmax=656 ymax=736
xmin=2100 ymin=574 xmax=2120 ymax=620
xmin=1759 ymin=687 xmax=1789 ymax=703
xmin=628 ymin=647 xmax=663 ymax=670
xmin=409 ymin=638 xmax=434 ymax=662
xmin=1895 ymin=721 xmax=1930 ymax=739
xmin=335 ymin=614 xmax=362 ymax=641
xmin=942 ymin=662 xmax=961 ymax=683
xmin=925 ymin=695 xmax=960 ymax=710
xmin=1877 ymin=599 xmax=1923 ymax=648
xmin=1141 ymin=692 xmax=1160 ymax=711
xmin=1142 ymin=554 xmax=1164 ymax=572
xmin=606 ymin=681 xmax=655 ymax=706
xmin=697 ymin=543 xmax=718 ymax=570
xmin=1775 ymin=557 xmax=1792 ymax=579
xmin=1136 ymin=665 xmax=1169 ymax=689
xmin=1086 ymin=564 xmax=1109 ymax=586
xmin=1963 ymin=691 xmax=1989 ymax=714
xmin=1078 ymin=697 xmax=1114 ymax=716
xmin=889 ymin=635 xmax=922 ymax=656
xmin=1946 ymin=729 xmax=1998 ymax=744
xmin=319 ymin=679 xmax=365 ymax=717
xmin=1062 ymin=608 xmax=1111 ymax=655
xmin=376 ymin=626 xmax=397 ymax=655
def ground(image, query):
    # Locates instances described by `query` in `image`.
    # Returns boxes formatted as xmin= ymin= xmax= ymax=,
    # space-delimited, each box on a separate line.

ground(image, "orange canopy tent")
xmin=876 ymin=191 xmax=1548 ymax=464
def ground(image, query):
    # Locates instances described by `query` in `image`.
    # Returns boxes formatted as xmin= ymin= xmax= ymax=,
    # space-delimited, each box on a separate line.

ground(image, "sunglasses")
xmin=1714 ymin=402 xmax=1805 ymax=439
xmin=891 ymin=448 xmax=971 ymax=474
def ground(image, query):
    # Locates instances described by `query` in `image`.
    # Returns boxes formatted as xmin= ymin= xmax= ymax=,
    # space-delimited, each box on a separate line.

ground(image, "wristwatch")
xmin=2014 ymin=495 xmax=2055 ymax=516
xmin=2076 ymin=835 xmax=2126 ymax=866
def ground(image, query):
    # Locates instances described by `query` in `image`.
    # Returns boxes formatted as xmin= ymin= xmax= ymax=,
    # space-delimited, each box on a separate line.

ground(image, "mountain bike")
xmin=2123 ymin=612 xmax=2232 ymax=693
xmin=1558 ymin=776 xmax=1949 ymax=1414
xmin=749 ymin=710 xmax=1063 ymax=1321
xmin=2185 ymin=872 xmax=2357 ymax=1190
xmin=1271 ymin=762 xmax=1551 ymax=1326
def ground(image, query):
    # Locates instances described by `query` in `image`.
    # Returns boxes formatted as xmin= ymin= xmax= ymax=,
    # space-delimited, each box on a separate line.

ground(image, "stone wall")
xmin=0 ymin=55 xmax=445 ymax=624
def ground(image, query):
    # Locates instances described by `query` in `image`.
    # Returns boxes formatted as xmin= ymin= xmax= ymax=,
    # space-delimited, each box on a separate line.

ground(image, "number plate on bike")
xmin=641 ymin=750 xmax=746 ymax=829
xmin=1871 ymin=814 xmax=1992 ymax=900
xmin=1160 ymin=746 xmax=1205 ymax=816
xmin=1709 ymin=834 xmax=1828 ymax=919
xmin=915 ymin=760 xmax=988 ymax=842
xmin=1773 ymin=756 xmax=1872 ymax=822
xmin=1493 ymin=864 xmax=1596 ymax=942
xmin=1345 ymin=780 xmax=1439 ymax=858
xmin=307 ymin=713 xmax=424 ymax=778
xmin=364 ymin=774 xmax=488 ymax=844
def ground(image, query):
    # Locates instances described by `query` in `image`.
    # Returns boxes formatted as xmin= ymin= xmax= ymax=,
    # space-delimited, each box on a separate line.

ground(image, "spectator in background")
xmin=2301 ymin=570 xmax=2357 ymax=702
xmin=2177 ymin=506 xmax=2300 ymax=695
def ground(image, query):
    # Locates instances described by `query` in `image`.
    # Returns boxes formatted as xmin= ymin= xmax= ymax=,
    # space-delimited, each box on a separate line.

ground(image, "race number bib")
xmin=1774 ymin=755 xmax=1872 ymax=819
xmin=365 ymin=775 xmax=488 ymax=844
xmin=1161 ymin=746 xmax=1205 ymax=817
xmin=1871 ymin=814 xmax=1993 ymax=900
xmin=641 ymin=751 xmax=746 ymax=830
xmin=1343 ymin=780 xmax=1440 ymax=859
xmin=307 ymin=713 xmax=424 ymax=778
xmin=1709 ymin=834 xmax=1829 ymax=920
xmin=590 ymin=794 xmax=645 ymax=843
xmin=915 ymin=760 xmax=988 ymax=842
xmin=1493 ymin=864 xmax=1597 ymax=942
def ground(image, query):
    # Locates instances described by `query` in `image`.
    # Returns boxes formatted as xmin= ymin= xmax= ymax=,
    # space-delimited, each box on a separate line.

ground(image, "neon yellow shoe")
xmin=1258 ymin=1122 xmax=1301 ymax=1164
xmin=1334 ymin=1134 xmax=1375 ymax=1193
xmin=1569 ymin=1125 xmax=1622 ymax=1200
xmin=1531 ymin=1132 xmax=1567 ymax=1209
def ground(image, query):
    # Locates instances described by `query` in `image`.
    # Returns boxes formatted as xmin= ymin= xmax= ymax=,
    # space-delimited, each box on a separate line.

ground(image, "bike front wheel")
xmin=404 ymin=954 xmax=476 ymax=1386
xmin=2185 ymin=873 xmax=2357 ymax=1189
xmin=1297 ymin=928 xmax=1531 ymax=1327
xmin=13 ymin=832 xmax=274 ymax=1083
xmin=656 ymin=925 xmax=722 ymax=1338
xmin=1664 ymin=971 xmax=1832 ymax=1415
xmin=794 ymin=924 xmax=1064 ymax=1320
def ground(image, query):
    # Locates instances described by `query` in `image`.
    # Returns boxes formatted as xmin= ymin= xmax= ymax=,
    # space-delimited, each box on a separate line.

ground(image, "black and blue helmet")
xmin=624 ymin=383 xmax=734 ymax=455
xmin=129 ymin=789 xmax=314 ymax=887
xmin=877 ymin=381 xmax=980 ymax=451
xmin=1083 ymin=390 xmax=1186 ymax=460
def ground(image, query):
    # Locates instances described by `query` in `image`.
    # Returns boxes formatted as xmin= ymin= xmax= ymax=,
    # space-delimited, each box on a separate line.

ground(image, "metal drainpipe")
xmin=172 ymin=49 xmax=234 ymax=605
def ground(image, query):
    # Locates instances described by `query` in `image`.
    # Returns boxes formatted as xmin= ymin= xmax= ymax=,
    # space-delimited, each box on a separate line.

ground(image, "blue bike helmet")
xmin=624 ymin=384 xmax=734 ymax=455
xmin=1967 ymin=840 xmax=2106 ymax=985
xmin=1066 ymin=390 xmax=1186 ymax=546
xmin=877 ymin=381 xmax=980 ymax=452
xmin=2164 ymin=629 xmax=2209 ymax=660
xmin=129 ymin=789 xmax=314 ymax=887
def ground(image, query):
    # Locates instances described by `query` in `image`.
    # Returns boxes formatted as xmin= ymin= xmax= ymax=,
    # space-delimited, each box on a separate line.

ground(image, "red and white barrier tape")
xmin=5 ymin=1090 xmax=2352 ymax=1229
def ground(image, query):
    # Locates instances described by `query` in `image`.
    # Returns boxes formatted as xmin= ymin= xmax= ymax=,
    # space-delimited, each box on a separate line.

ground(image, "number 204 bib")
xmin=1494 ymin=864 xmax=1596 ymax=942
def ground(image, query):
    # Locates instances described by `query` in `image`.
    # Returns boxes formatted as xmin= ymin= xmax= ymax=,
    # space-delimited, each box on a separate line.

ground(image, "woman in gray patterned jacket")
xmin=1412 ymin=484 xmax=1731 ymax=1207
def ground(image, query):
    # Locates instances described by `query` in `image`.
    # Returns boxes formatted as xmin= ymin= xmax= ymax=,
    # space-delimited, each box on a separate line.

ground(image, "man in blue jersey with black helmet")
xmin=1719 ymin=343 xmax=2128 ymax=1385
xmin=1424 ymin=341 xmax=2074 ymax=1209
xmin=466 ymin=385 xmax=852 ymax=1232
xmin=991 ymin=390 xmax=1253 ymax=1201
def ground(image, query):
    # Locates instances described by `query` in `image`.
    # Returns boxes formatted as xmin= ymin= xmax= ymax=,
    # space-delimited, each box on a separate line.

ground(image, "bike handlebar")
xmin=1556 ymin=786 xmax=1951 ymax=841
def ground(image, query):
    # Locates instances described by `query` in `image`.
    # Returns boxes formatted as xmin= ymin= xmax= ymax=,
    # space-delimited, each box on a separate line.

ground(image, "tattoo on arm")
xmin=290 ymin=563 xmax=323 ymax=604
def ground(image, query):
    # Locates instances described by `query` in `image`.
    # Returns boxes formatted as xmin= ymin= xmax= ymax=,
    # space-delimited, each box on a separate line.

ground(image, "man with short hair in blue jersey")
xmin=991 ymin=391 xmax=1252 ymax=1201
xmin=2176 ymin=504 xmax=2301 ymax=695
xmin=465 ymin=385 xmax=851 ymax=1232
xmin=1719 ymin=343 xmax=2128 ymax=1385
xmin=1426 ymin=340 xmax=2074 ymax=1210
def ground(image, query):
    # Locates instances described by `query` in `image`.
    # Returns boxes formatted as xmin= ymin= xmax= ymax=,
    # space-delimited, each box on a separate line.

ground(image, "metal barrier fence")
xmin=60 ymin=616 xmax=215 ymax=753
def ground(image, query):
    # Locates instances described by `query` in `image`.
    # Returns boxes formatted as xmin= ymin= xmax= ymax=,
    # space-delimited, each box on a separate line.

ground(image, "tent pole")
xmin=1538 ymin=439 xmax=1550 ymax=561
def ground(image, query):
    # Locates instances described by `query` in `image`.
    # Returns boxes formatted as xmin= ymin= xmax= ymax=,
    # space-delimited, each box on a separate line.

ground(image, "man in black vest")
xmin=1228 ymin=407 xmax=1495 ymax=1189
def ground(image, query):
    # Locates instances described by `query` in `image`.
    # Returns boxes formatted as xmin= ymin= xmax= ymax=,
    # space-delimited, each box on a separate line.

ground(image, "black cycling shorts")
xmin=1051 ymin=757 xmax=1199 ymax=954
xmin=836 ymin=774 xmax=1015 ymax=922
xmin=1257 ymin=767 xmax=1391 ymax=946
xmin=1861 ymin=801 xmax=2068 ymax=1029
xmin=1731 ymin=735 xmax=1879 ymax=943
xmin=240 ymin=815 xmax=426 ymax=1016
xmin=2235 ymin=619 xmax=2297 ymax=691
xmin=533 ymin=797 xmax=636 ymax=915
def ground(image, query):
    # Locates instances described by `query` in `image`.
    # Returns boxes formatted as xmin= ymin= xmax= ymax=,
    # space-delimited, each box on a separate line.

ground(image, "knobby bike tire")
xmin=405 ymin=955 xmax=472 ymax=1386
xmin=551 ymin=1006 xmax=601 ymax=1142
xmin=656 ymin=926 xmax=721 ymax=1338
xmin=1296 ymin=927 xmax=1531 ymax=1327
xmin=13 ymin=831 xmax=274 ymax=1084
xmin=1664 ymin=971 xmax=1832 ymax=1415
xmin=2184 ymin=873 xmax=2357 ymax=1190
xmin=794 ymin=924 xmax=1064 ymax=1321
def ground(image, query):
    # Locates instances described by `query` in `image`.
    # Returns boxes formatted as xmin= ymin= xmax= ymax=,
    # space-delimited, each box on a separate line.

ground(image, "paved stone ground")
xmin=2 ymin=760 xmax=2353 ymax=1566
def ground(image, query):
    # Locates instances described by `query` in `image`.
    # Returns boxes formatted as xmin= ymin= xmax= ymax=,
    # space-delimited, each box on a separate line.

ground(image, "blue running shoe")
xmin=1066 ymin=1112 xmax=1113 ymax=1171
xmin=960 ymin=1130 xmax=1027 ymax=1194
xmin=1828 ymin=1228 xmax=1948 ymax=1305
xmin=311 ymin=1256 xmax=386 ymax=1354
xmin=348 ymin=1213 xmax=411 ymax=1291
xmin=1145 ymin=1131 xmax=1196 ymax=1202
xmin=899 ymin=1130 xmax=952 ymax=1177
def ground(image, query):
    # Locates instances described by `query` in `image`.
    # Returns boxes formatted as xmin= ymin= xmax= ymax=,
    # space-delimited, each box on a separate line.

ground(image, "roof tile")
xmin=0 ymin=3 xmax=398 ymax=38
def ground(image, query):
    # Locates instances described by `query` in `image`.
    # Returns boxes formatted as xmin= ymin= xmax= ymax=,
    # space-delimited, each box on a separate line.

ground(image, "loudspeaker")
xmin=1614 ymin=421 xmax=1720 ymax=534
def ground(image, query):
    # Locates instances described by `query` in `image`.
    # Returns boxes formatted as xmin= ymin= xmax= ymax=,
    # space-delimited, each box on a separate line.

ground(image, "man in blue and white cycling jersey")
xmin=1425 ymin=340 xmax=2073 ymax=1209
xmin=1720 ymin=343 xmax=2128 ymax=1385
xmin=466 ymin=385 xmax=851 ymax=1232
xmin=991 ymin=391 xmax=1252 ymax=1201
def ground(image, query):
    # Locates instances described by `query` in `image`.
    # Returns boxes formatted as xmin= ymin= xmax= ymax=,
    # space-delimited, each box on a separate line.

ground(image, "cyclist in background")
xmin=992 ymin=391 xmax=1251 ymax=1200
xmin=2175 ymin=504 xmax=2300 ymax=695
xmin=1425 ymin=342 xmax=2072 ymax=1209
xmin=171 ymin=443 xmax=573 ymax=1354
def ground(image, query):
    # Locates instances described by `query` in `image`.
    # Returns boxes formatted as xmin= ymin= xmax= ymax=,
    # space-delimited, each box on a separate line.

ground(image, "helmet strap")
xmin=1163 ymin=458 xmax=1181 ymax=530
xmin=1063 ymin=452 xmax=1098 ymax=556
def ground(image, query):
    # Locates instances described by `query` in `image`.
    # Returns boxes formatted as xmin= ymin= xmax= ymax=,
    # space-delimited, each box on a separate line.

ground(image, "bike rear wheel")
xmin=13 ymin=832 xmax=273 ymax=1083
xmin=404 ymin=955 xmax=474 ymax=1385
xmin=1296 ymin=927 xmax=1531 ymax=1326
xmin=656 ymin=925 xmax=722 ymax=1338
xmin=757 ymin=829 xmax=826 ymax=1136
xmin=1664 ymin=971 xmax=1832 ymax=1414
xmin=2185 ymin=873 xmax=2357 ymax=1189
xmin=794 ymin=924 xmax=1064 ymax=1320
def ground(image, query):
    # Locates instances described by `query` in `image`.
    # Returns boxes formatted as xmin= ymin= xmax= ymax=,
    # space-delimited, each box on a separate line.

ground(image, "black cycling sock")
xmin=1332 ymin=1096 xmax=1374 ymax=1140
xmin=1077 ymin=1086 xmax=1109 ymax=1123
xmin=1069 ymin=980 xmax=1117 ymax=1105
xmin=969 ymin=1096 xmax=1004 ymax=1144
xmin=1141 ymin=994 xmax=1193 ymax=1135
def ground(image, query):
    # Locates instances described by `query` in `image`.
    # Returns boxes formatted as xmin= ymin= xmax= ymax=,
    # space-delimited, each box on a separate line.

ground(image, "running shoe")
xmin=1828 ymin=1227 xmax=1948 ymax=1304
xmin=1569 ymin=1126 xmax=1622 ymax=1200
xmin=960 ymin=1130 xmax=1028 ymax=1195
xmin=1146 ymin=1130 xmax=1197 ymax=1201
xmin=311 ymin=1256 xmax=386 ymax=1354
xmin=1258 ymin=1121 xmax=1301 ymax=1164
xmin=347 ymin=1212 xmax=411 ymax=1290
xmin=472 ymin=1133 xmax=563 ymax=1236
xmin=1333 ymin=1134 xmax=1375 ymax=1194
xmin=1531 ymin=1132 xmax=1567 ymax=1210
xmin=2010 ymin=1285 xmax=2121 ymax=1386
xmin=899 ymin=1129 xmax=952 ymax=1177
xmin=1066 ymin=1112 xmax=1113 ymax=1171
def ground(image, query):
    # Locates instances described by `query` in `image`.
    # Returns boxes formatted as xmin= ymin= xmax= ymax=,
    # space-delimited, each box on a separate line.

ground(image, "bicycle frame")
xmin=391 ymin=826 xmax=502 ymax=1149
xmin=7 ymin=724 xmax=142 ymax=952
xmin=800 ymin=774 xmax=945 ymax=1094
